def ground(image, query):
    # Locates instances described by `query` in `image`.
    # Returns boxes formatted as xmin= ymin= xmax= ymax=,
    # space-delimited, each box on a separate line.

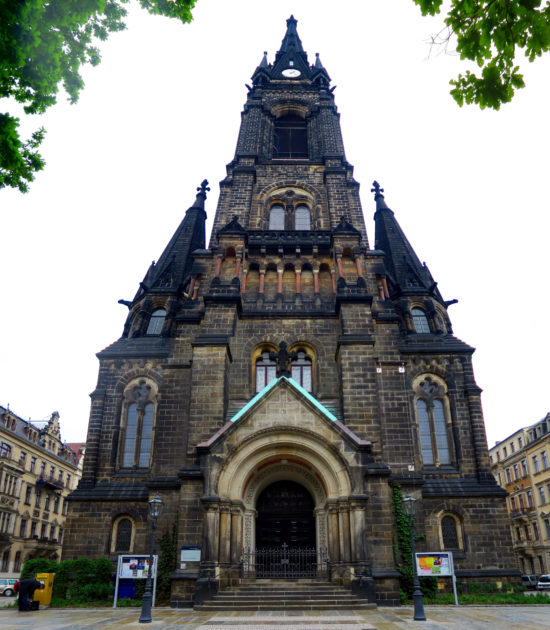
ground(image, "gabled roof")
xmin=230 ymin=376 xmax=338 ymax=424
xmin=197 ymin=376 xmax=371 ymax=453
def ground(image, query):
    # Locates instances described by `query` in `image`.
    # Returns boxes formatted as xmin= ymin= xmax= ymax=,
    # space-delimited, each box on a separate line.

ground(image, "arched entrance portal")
xmin=256 ymin=480 xmax=315 ymax=548
xmin=249 ymin=479 xmax=322 ymax=578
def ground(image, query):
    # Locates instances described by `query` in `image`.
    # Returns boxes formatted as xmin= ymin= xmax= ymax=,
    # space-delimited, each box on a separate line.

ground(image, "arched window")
xmin=441 ymin=515 xmax=459 ymax=549
xmin=273 ymin=114 xmax=308 ymax=159
xmin=291 ymin=351 xmax=313 ymax=392
xmin=269 ymin=204 xmax=285 ymax=230
xmin=256 ymin=351 xmax=277 ymax=393
xmin=294 ymin=204 xmax=311 ymax=230
xmin=146 ymin=309 xmax=166 ymax=335
xmin=414 ymin=376 xmax=452 ymax=467
xmin=113 ymin=516 xmax=134 ymax=553
xmin=120 ymin=378 xmax=157 ymax=469
xmin=411 ymin=308 xmax=430 ymax=333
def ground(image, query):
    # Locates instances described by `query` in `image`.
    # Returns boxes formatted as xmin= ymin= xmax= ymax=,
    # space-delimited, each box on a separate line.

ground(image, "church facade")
xmin=63 ymin=17 xmax=516 ymax=605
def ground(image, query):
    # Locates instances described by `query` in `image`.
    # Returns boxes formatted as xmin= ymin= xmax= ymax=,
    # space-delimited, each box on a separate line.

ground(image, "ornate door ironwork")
xmin=242 ymin=544 xmax=328 ymax=579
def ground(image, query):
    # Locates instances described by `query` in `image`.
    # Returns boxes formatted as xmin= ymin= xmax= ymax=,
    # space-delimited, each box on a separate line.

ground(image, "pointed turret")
xmin=312 ymin=52 xmax=330 ymax=87
xmin=271 ymin=15 xmax=312 ymax=79
xmin=372 ymin=181 xmax=442 ymax=302
xmin=134 ymin=180 xmax=209 ymax=300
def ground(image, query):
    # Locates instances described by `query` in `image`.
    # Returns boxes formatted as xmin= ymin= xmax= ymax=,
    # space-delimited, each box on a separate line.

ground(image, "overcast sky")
xmin=1 ymin=0 xmax=549 ymax=447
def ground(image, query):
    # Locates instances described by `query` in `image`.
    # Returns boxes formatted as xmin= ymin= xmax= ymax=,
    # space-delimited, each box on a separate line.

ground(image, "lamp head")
xmin=402 ymin=493 xmax=416 ymax=517
xmin=148 ymin=493 xmax=164 ymax=519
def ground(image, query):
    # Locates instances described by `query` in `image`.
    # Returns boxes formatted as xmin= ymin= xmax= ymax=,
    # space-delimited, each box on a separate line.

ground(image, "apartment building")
xmin=0 ymin=405 xmax=83 ymax=577
xmin=490 ymin=413 xmax=550 ymax=575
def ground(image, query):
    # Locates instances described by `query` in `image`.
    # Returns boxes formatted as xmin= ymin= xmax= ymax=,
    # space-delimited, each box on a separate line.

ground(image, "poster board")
xmin=415 ymin=552 xmax=458 ymax=605
xmin=113 ymin=555 xmax=158 ymax=608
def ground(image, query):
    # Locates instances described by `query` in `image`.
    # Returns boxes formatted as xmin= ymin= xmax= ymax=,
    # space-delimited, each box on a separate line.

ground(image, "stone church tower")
xmin=64 ymin=17 xmax=516 ymax=605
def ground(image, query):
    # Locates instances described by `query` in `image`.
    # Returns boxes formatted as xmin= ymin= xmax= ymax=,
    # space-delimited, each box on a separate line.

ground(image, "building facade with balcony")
xmin=490 ymin=413 xmax=550 ymax=575
xmin=0 ymin=405 xmax=83 ymax=577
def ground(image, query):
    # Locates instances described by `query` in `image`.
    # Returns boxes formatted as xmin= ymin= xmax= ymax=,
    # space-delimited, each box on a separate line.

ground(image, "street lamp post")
xmin=139 ymin=493 xmax=164 ymax=624
xmin=402 ymin=493 xmax=426 ymax=621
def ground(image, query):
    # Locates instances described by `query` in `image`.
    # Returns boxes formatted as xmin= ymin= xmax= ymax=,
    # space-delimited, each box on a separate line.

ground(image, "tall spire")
xmin=135 ymin=181 xmax=208 ymax=298
xmin=271 ymin=15 xmax=312 ymax=79
xmin=373 ymin=182 xmax=441 ymax=300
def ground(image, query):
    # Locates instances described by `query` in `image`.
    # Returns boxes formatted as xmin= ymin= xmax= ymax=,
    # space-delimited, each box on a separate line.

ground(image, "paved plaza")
xmin=0 ymin=605 xmax=549 ymax=630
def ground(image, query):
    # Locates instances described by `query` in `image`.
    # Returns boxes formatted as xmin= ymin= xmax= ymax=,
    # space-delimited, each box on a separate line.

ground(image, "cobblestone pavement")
xmin=1 ymin=606 xmax=550 ymax=630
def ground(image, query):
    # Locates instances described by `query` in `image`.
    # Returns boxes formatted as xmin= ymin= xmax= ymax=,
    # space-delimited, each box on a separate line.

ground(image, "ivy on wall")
xmin=391 ymin=483 xmax=437 ymax=601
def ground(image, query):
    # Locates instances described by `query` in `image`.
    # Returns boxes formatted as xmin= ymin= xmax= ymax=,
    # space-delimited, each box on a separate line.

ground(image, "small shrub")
xmin=20 ymin=558 xmax=57 ymax=579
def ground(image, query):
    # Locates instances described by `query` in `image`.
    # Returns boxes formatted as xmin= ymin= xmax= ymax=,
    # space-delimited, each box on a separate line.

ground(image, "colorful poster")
xmin=416 ymin=552 xmax=453 ymax=577
xmin=118 ymin=555 xmax=155 ymax=579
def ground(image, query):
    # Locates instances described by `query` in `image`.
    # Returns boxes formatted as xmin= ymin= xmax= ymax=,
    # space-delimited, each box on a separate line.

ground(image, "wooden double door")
xmin=255 ymin=480 xmax=316 ymax=548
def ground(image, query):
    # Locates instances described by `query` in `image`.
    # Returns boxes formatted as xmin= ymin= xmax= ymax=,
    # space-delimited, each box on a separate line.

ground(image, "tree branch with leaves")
xmin=413 ymin=0 xmax=550 ymax=109
xmin=1 ymin=0 xmax=195 ymax=192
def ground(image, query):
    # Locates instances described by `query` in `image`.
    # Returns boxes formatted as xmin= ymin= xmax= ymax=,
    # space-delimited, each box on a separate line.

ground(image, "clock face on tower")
xmin=282 ymin=68 xmax=301 ymax=78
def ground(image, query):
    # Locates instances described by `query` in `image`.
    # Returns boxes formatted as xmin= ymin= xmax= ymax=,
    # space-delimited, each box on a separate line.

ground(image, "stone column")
xmin=214 ymin=255 xmax=223 ymax=279
xmin=327 ymin=501 xmax=340 ymax=562
xmin=219 ymin=501 xmax=231 ymax=564
xmin=331 ymin=269 xmax=337 ymax=293
xmin=201 ymin=497 xmax=220 ymax=563
xmin=349 ymin=495 xmax=368 ymax=562
xmin=277 ymin=269 xmax=283 ymax=294
xmin=234 ymin=256 xmax=241 ymax=281
xmin=313 ymin=269 xmax=320 ymax=294
xmin=230 ymin=504 xmax=242 ymax=564
xmin=241 ymin=269 xmax=248 ymax=294
xmin=336 ymin=256 xmax=344 ymax=284
xmin=295 ymin=269 xmax=302 ymax=294
xmin=338 ymin=500 xmax=351 ymax=562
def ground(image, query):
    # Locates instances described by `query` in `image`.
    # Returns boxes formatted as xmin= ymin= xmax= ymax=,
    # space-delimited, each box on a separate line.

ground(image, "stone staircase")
xmin=194 ymin=579 xmax=376 ymax=611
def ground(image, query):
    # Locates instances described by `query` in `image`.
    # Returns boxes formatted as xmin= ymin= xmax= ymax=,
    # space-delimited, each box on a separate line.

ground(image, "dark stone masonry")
xmin=63 ymin=16 xmax=517 ymax=607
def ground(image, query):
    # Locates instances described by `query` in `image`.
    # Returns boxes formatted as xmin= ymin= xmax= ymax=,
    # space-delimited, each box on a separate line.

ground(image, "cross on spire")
xmin=197 ymin=179 xmax=210 ymax=195
xmin=371 ymin=181 xmax=384 ymax=200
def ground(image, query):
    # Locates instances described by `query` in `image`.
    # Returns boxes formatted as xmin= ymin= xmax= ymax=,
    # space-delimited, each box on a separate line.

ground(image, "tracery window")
xmin=146 ymin=309 xmax=166 ymax=336
xmin=291 ymin=351 xmax=313 ymax=392
xmin=269 ymin=204 xmax=285 ymax=230
xmin=273 ymin=114 xmax=308 ymax=159
xmin=294 ymin=204 xmax=311 ymax=230
xmin=119 ymin=378 xmax=157 ymax=469
xmin=414 ymin=376 xmax=452 ymax=467
xmin=411 ymin=308 xmax=430 ymax=333
xmin=268 ymin=202 xmax=311 ymax=231
xmin=256 ymin=351 xmax=277 ymax=393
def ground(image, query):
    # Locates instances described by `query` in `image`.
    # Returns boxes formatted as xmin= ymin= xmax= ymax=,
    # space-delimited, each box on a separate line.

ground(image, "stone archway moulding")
xmin=216 ymin=429 xmax=352 ymax=502
xmin=215 ymin=428 xmax=353 ymax=555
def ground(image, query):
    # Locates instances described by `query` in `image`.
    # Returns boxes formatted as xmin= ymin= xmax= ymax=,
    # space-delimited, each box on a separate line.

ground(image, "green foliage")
xmin=412 ymin=0 xmax=550 ymax=108
xmin=20 ymin=556 xmax=114 ymax=605
xmin=391 ymin=484 xmax=437 ymax=600
xmin=1 ymin=0 xmax=196 ymax=192
xmin=156 ymin=519 xmax=179 ymax=602
xmin=426 ymin=590 xmax=550 ymax=604
xmin=20 ymin=557 xmax=58 ymax=578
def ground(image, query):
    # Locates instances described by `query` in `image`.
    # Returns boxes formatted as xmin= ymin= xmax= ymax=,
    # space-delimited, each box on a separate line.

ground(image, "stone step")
xmin=207 ymin=595 xmax=360 ymax=605
xmin=194 ymin=579 xmax=375 ymax=612
xmin=194 ymin=603 xmax=376 ymax=611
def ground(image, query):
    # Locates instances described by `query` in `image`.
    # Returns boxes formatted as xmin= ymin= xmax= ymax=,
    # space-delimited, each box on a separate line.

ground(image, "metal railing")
xmin=241 ymin=544 xmax=328 ymax=579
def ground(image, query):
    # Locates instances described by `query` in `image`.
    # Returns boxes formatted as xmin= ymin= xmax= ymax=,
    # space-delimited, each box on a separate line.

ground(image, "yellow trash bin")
xmin=33 ymin=573 xmax=55 ymax=606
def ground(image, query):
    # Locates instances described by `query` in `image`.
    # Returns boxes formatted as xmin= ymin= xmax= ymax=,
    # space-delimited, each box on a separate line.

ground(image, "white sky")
xmin=1 ymin=0 xmax=549 ymax=447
